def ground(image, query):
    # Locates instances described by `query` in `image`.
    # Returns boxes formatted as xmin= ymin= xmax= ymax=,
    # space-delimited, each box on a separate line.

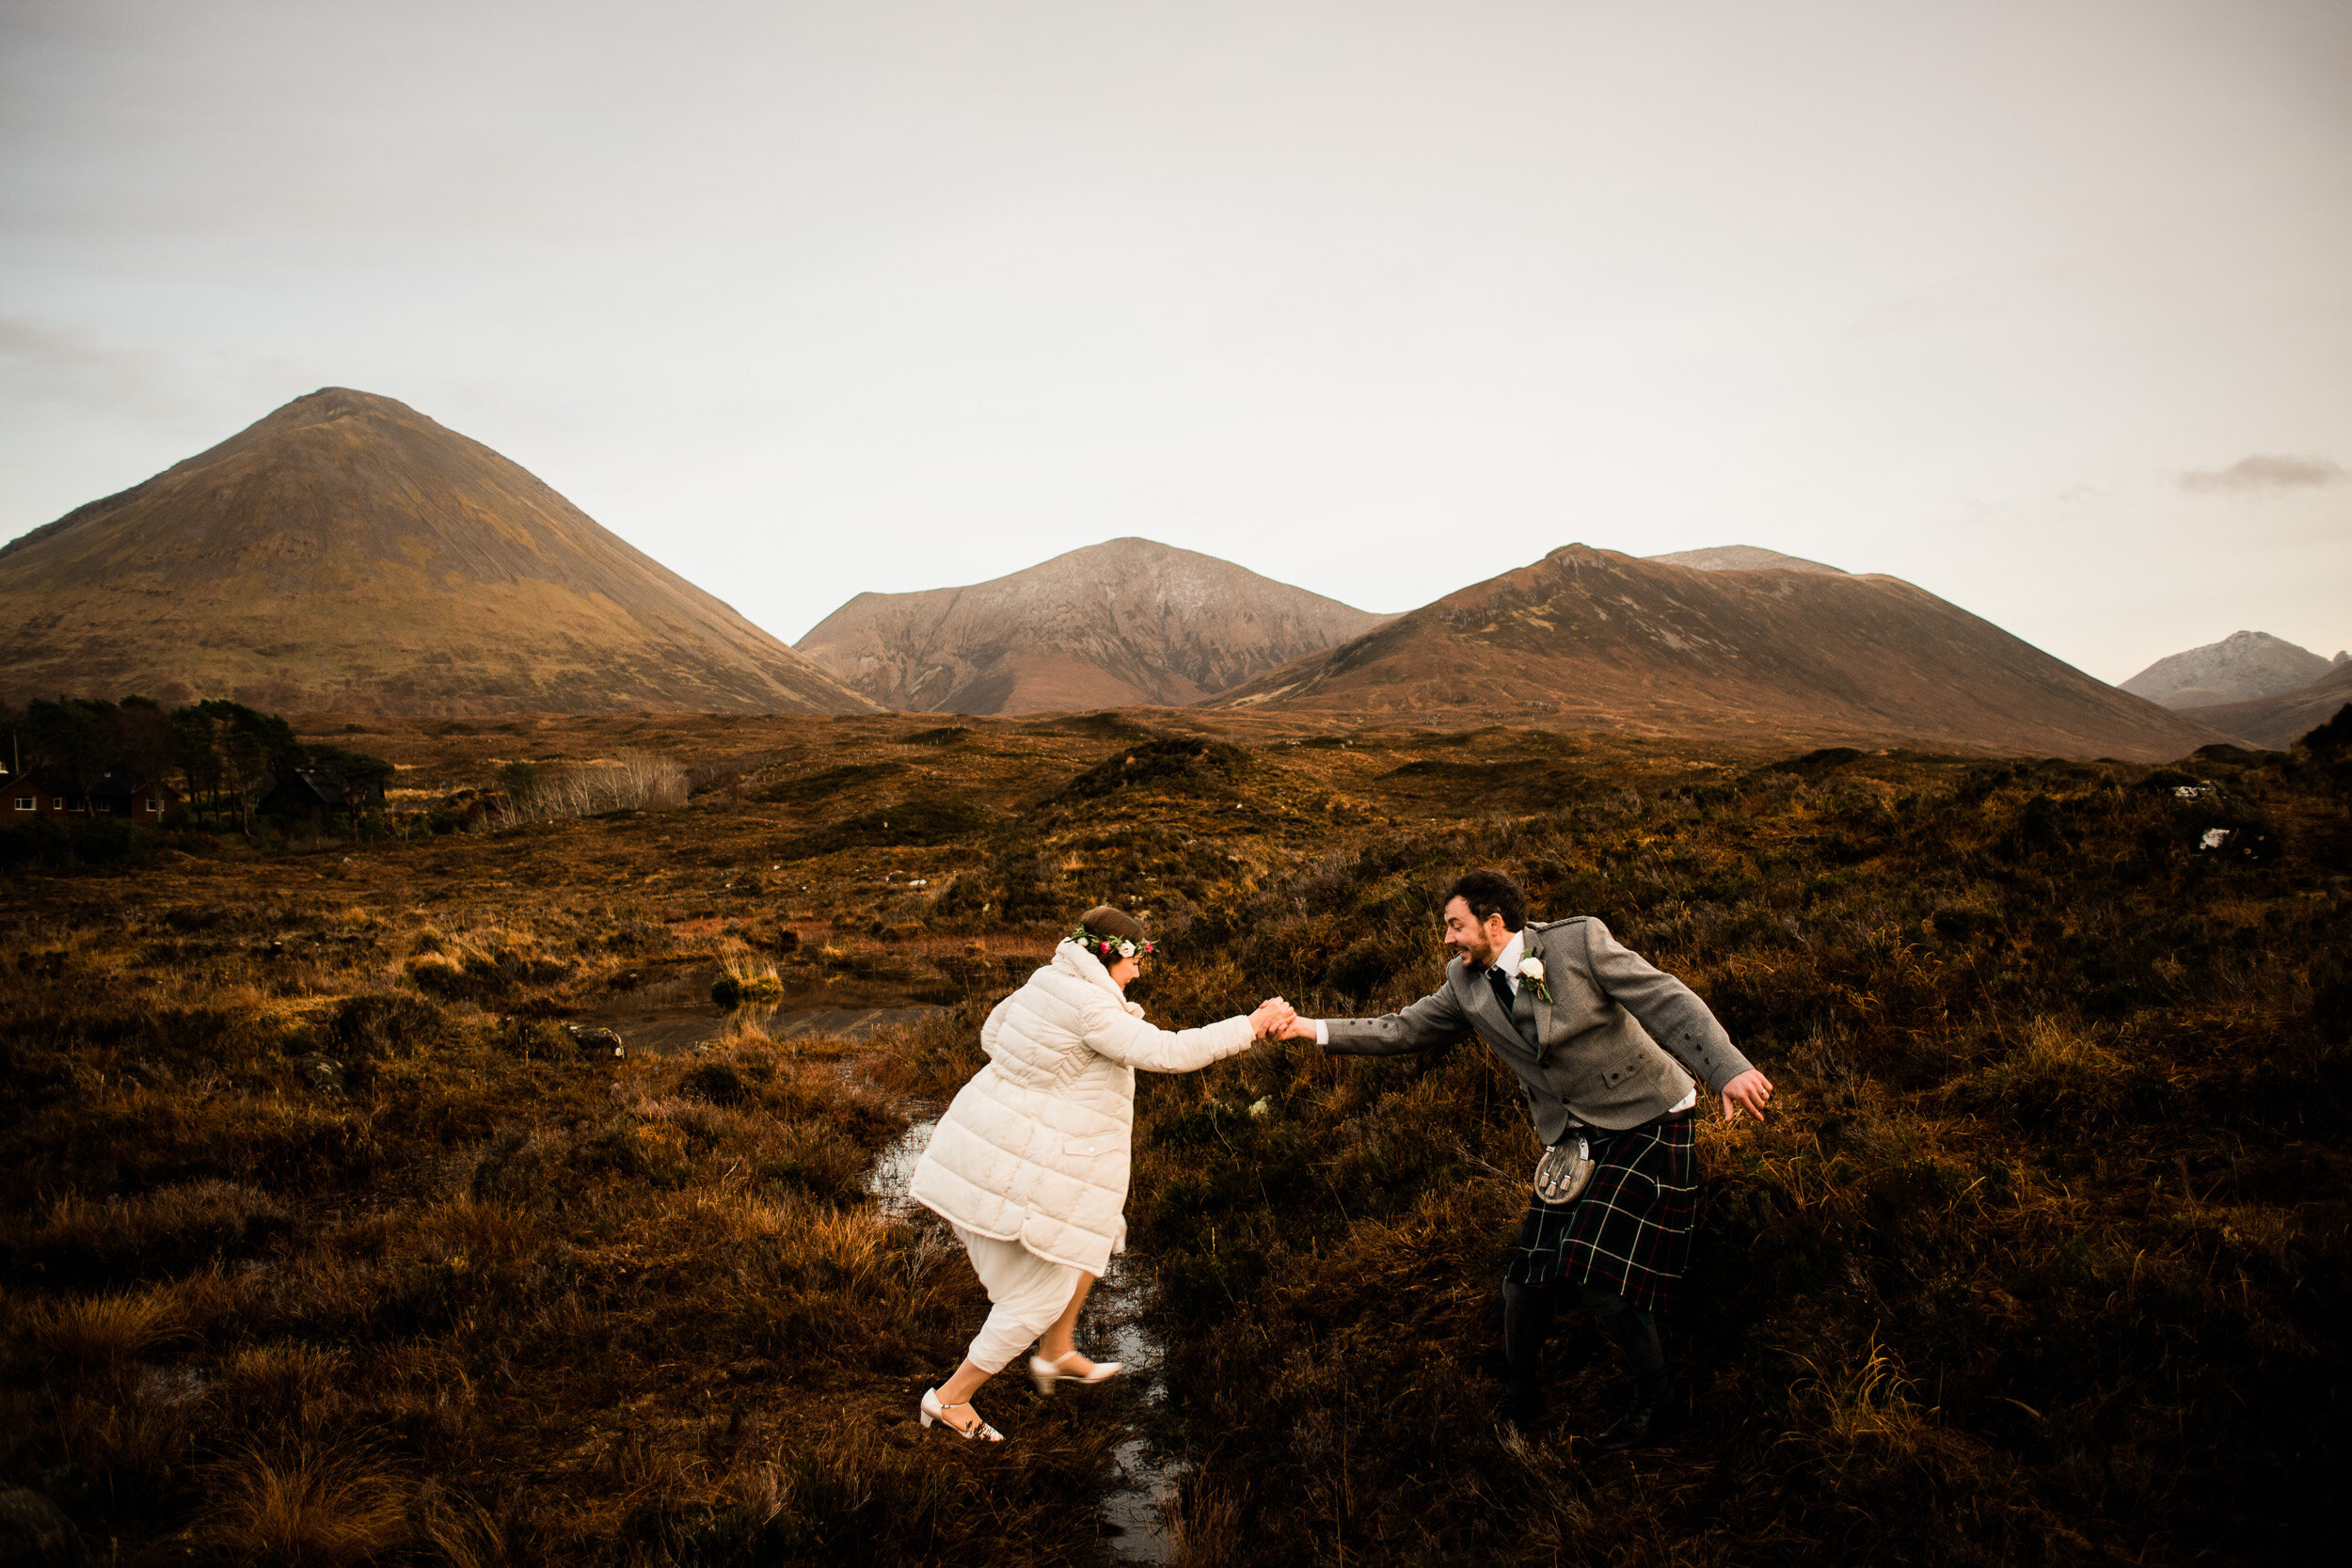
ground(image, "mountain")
xmin=0 ymin=388 xmax=877 ymax=716
xmin=1646 ymin=545 xmax=1846 ymax=574
xmin=2118 ymin=630 xmax=2334 ymax=709
xmin=794 ymin=538 xmax=1390 ymax=715
xmin=1211 ymin=544 xmax=2222 ymax=761
xmin=2185 ymin=659 xmax=2352 ymax=750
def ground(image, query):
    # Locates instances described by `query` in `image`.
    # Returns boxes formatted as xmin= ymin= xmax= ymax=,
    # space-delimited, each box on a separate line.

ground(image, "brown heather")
xmin=0 ymin=705 xmax=2343 ymax=1564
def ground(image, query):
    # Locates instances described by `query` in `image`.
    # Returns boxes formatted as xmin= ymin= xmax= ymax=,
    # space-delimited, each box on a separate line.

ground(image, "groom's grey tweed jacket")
xmin=1324 ymin=917 xmax=1751 ymax=1139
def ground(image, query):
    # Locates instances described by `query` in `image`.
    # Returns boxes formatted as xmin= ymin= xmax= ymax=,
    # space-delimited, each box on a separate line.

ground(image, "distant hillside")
xmin=1646 ymin=544 xmax=1846 ymax=574
xmin=794 ymin=538 xmax=1390 ymax=715
xmin=1211 ymin=544 xmax=2223 ymax=761
xmin=2187 ymin=661 xmax=2352 ymax=749
xmin=2119 ymin=630 xmax=2334 ymax=709
xmin=0 ymin=389 xmax=878 ymax=716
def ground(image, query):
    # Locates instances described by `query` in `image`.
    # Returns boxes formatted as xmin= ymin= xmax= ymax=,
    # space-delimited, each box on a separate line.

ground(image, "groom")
xmin=1279 ymin=868 xmax=1771 ymax=1449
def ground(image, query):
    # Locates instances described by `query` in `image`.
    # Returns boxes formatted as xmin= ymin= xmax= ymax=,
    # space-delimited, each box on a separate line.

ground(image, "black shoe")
xmin=1490 ymin=1380 xmax=1545 ymax=1429
xmin=1594 ymin=1387 xmax=1681 ymax=1452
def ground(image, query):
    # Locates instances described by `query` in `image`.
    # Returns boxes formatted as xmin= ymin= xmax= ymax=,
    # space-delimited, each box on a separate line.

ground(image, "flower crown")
xmin=1070 ymin=922 xmax=1154 ymax=963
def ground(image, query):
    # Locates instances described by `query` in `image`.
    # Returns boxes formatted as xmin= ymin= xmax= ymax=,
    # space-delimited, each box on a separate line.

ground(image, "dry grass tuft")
xmin=217 ymin=1343 xmax=348 ymax=1419
xmin=1168 ymin=1471 xmax=1246 ymax=1567
xmin=711 ymin=956 xmax=785 ymax=1006
xmin=198 ymin=1445 xmax=410 ymax=1567
xmin=1788 ymin=1334 xmax=1935 ymax=1448
xmin=25 ymin=1285 xmax=186 ymax=1369
xmin=13 ymin=1180 xmax=293 ymax=1284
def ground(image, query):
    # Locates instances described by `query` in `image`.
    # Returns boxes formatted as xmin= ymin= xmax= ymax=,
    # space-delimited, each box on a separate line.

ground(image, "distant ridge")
xmin=1212 ymin=544 xmax=2222 ymax=761
xmin=795 ymin=538 xmax=1389 ymax=715
xmin=2118 ymin=630 xmax=2333 ymax=709
xmin=0 ymin=388 xmax=878 ymax=716
xmin=2187 ymin=658 xmax=2352 ymax=749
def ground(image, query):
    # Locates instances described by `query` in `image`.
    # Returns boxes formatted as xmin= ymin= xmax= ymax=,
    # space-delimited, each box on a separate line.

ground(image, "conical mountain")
xmin=794 ymin=538 xmax=1391 ymax=714
xmin=2117 ymin=630 xmax=2333 ymax=709
xmin=0 ymin=389 xmax=876 ymax=716
xmin=1213 ymin=544 xmax=2223 ymax=761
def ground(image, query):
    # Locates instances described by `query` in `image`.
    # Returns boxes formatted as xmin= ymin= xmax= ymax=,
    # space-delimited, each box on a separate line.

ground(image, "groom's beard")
xmin=1455 ymin=935 xmax=1499 ymax=970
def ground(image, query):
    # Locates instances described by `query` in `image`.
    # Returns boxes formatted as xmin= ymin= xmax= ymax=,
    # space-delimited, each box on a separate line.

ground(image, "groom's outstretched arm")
xmin=1578 ymin=917 xmax=1752 ymax=1088
xmin=1578 ymin=918 xmax=1768 ymax=1116
xmin=1300 ymin=983 xmax=1474 ymax=1056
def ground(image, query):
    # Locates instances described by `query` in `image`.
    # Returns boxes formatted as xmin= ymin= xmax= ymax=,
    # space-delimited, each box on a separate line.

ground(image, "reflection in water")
xmin=569 ymin=967 xmax=947 ymax=1055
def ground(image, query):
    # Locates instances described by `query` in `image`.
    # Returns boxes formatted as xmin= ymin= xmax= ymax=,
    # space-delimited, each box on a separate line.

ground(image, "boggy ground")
xmin=1 ymin=706 xmax=2344 ymax=1565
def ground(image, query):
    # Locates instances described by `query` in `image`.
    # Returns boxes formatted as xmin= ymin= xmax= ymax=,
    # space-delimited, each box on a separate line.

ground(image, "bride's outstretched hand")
xmin=1248 ymin=997 xmax=1296 ymax=1039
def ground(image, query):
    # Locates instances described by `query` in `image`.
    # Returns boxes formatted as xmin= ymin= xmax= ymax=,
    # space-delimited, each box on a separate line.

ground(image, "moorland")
xmin=2 ymin=703 xmax=2345 ymax=1565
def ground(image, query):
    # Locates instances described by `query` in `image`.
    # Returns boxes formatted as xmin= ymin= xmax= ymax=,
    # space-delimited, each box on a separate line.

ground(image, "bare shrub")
xmin=507 ymin=749 xmax=688 ymax=822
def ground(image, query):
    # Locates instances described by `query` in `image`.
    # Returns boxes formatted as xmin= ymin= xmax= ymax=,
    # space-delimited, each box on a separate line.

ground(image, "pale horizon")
xmin=5 ymin=1 xmax=2346 ymax=686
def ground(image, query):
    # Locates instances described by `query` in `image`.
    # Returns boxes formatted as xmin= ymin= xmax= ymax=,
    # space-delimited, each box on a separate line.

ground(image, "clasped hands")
xmin=1247 ymin=997 xmax=1311 ymax=1040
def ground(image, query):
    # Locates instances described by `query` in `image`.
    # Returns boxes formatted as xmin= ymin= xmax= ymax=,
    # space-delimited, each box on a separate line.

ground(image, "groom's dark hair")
xmin=1443 ymin=869 xmax=1526 ymax=932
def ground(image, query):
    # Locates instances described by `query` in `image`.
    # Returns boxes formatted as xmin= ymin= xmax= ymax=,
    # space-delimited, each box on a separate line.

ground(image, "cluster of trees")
xmin=0 ymin=695 xmax=395 ymax=836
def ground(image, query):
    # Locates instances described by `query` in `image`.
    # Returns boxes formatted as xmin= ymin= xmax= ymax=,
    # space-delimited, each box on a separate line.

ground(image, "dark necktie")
xmin=1486 ymin=964 xmax=1516 ymax=1018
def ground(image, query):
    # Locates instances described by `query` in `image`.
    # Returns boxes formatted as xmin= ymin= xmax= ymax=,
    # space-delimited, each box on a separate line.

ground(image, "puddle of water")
xmin=867 ymin=1116 xmax=939 ymax=1216
xmin=866 ymin=1128 xmax=1185 ymax=1560
xmin=1091 ymin=1256 xmax=1184 ymax=1564
xmin=857 ymin=1085 xmax=1185 ymax=1561
xmin=570 ymin=967 xmax=949 ymax=1055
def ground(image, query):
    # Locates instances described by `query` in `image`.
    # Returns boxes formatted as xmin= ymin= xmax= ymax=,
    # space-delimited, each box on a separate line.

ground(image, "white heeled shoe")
xmin=1028 ymin=1350 xmax=1123 ymax=1395
xmin=919 ymin=1386 xmax=1003 ymax=1441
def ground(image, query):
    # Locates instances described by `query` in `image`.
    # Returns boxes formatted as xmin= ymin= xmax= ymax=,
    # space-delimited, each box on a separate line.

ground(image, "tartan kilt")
xmin=1501 ymin=1110 xmax=1696 ymax=1314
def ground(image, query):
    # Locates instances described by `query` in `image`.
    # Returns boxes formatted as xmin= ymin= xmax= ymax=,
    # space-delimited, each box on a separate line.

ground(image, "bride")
xmin=906 ymin=904 xmax=1292 ymax=1439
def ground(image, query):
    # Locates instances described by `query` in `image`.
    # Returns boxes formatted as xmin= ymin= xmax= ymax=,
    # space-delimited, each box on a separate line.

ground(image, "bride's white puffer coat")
xmin=909 ymin=941 xmax=1253 ymax=1277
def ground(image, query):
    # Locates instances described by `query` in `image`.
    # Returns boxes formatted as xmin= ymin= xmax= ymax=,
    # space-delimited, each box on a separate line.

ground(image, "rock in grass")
xmin=565 ymin=1025 xmax=625 ymax=1058
xmin=0 ymin=1488 xmax=87 ymax=1566
xmin=289 ymin=1053 xmax=347 ymax=1096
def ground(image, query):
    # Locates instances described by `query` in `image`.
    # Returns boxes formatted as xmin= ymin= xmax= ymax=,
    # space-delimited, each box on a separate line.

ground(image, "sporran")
xmin=1533 ymin=1134 xmax=1595 ymax=1204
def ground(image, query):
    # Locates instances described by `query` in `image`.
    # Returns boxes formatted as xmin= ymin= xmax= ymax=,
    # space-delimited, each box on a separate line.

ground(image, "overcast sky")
xmin=3 ymin=0 xmax=2346 ymax=683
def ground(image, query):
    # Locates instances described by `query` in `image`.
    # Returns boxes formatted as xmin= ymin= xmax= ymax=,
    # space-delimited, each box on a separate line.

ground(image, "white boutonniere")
xmin=1517 ymin=955 xmax=1551 ymax=1004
